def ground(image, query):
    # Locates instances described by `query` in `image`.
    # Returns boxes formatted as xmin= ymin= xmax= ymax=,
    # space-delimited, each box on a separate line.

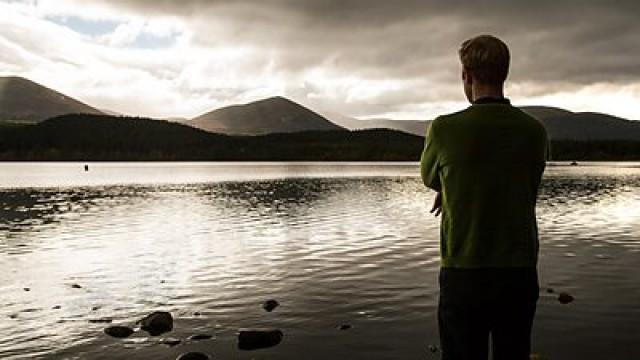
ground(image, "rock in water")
xmin=558 ymin=292 xmax=574 ymax=304
xmin=70 ymin=284 xmax=82 ymax=289
xmin=338 ymin=324 xmax=351 ymax=330
xmin=238 ymin=329 xmax=283 ymax=350
xmin=176 ymin=352 xmax=211 ymax=360
xmin=160 ymin=338 xmax=182 ymax=347
xmin=104 ymin=325 xmax=134 ymax=338
xmin=263 ymin=299 xmax=279 ymax=312
xmin=188 ymin=334 xmax=213 ymax=341
xmin=138 ymin=311 xmax=173 ymax=336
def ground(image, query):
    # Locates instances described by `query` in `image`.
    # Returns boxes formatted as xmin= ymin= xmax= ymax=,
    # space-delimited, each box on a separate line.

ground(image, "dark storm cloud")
xmin=89 ymin=0 xmax=640 ymax=87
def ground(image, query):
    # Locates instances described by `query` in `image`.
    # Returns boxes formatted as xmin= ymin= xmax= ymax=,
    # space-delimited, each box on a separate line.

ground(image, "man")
xmin=420 ymin=35 xmax=550 ymax=360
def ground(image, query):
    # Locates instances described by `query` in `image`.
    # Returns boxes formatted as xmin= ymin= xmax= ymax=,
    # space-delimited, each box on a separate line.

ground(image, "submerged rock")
xmin=263 ymin=299 xmax=279 ymax=312
xmin=558 ymin=292 xmax=574 ymax=304
xmin=160 ymin=338 xmax=182 ymax=347
xmin=188 ymin=334 xmax=213 ymax=341
xmin=138 ymin=311 xmax=173 ymax=336
xmin=104 ymin=325 xmax=134 ymax=338
xmin=238 ymin=329 xmax=283 ymax=350
xmin=176 ymin=352 xmax=211 ymax=360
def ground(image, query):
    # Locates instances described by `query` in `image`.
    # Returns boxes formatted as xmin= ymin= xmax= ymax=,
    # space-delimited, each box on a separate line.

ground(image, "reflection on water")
xmin=1 ymin=162 xmax=639 ymax=359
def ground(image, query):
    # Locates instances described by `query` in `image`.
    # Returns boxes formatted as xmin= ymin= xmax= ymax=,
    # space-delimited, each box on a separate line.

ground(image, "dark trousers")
xmin=438 ymin=267 xmax=539 ymax=360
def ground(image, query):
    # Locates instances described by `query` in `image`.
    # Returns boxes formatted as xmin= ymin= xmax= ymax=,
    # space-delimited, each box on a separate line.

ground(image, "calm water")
xmin=1 ymin=162 xmax=639 ymax=360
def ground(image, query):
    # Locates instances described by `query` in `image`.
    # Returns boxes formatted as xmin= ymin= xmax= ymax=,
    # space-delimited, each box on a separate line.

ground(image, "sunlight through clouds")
xmin=1 ymin=0 xmax=639 ymax=120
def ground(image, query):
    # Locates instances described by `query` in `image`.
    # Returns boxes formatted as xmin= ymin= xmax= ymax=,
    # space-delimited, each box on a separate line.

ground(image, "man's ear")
xmin=462 ymin=67 xmax=472 ymax=85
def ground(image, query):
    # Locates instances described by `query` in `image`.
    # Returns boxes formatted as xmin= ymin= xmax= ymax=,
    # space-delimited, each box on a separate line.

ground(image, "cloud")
xmin=1 ymin=0 xmax=640 ymax=120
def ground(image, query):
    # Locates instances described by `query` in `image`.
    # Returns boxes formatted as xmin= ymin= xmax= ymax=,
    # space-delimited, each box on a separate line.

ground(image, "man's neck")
xmin=472 ymin=83 xmax=504 ymax=102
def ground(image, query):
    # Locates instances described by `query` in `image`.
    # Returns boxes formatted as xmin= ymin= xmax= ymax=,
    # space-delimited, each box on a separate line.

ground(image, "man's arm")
xmin=420 ymin=119 xmax=442 ymax=192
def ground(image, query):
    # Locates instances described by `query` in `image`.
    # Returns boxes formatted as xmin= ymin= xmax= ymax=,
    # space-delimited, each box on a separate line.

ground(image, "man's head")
xmin=458 ymin=35 xmax=510 ymax=102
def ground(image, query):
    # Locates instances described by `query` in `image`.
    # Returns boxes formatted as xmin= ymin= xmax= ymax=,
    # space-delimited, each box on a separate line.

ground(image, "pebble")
xmin=138 ymin=311 xmax=173 ymax=336
xmin=188 ymin=334 xmax=213 ymax=341
xmin=104 ymin=325 xmax=134 ymax=338
xmin=558 ymin=292 xmax=574 ymax=304
xmin=160 ymin=338 xmax=182 ymax=347
xmin=263 ymin=299 xmax=279 ymax=312
xmin=238 ymin=329 xmax=283 ymax=350
xmin=176 ymin=352 xmax=211 ymax=360
xmin=89 ymin=319 xmax=113 ymax=324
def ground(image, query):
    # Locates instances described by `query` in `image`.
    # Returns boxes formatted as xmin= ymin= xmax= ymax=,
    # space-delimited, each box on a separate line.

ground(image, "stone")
xmin=238 ymin=329 xmax=283 ymax=350
xmin=23 ymin=287 xmax=30 ymax=292
xmin=71 ymin=284 xmax=82 ymax=289
xmin=263 ymin=299 xmax=279 ymax=312
xmin=558 ymin=292 xmax=574 ymax=304
xmin=91 ymin=306 xmax=101 ymax=311
xmin=52 ymin=305 xmax=61 ymax=310
xmin=338 ymin=324 xmax=351 ymax=330
xmin=188 ymin=334 xmax=213 ymax=341
xmin=176 ymin=352 xmax=211 ymax=360
xmin=160 ymin=338 xmax=182 ymax=347
xmin=138 ymin=311 xmax=173 ymax=336
xmin=104 ymin=325 xmax=134 ymax=338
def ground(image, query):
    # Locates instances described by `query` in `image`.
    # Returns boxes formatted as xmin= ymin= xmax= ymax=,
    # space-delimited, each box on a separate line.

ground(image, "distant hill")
xmin=0 ymin=114 xmax=422 ymax=161
xmin=326 ymin=106 xmax=640 ymax=141
xmin=188 ymin=96 xmax=346 ymax=135
xmin=322 ymin=111 xmax=427 ymax=136
xmin=0 ymin=76 xmax=102 ymax=123
xmin=521 ymin=106 xmax=640 ymax=141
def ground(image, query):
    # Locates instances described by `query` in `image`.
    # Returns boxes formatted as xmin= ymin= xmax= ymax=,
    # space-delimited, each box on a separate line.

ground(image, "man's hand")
xmin=430 ymin=192 xmax=442 ymax=217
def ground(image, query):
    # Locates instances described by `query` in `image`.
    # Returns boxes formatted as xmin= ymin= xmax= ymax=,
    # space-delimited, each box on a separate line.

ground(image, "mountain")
xmin=188 ymin=96 xmax=346 ymax=135
xmin=0 ymin=76 xmax=103 ymax=123
xmin=326 ymin=105 xmax=640 ymax=141
xmin=321 ymin=111 xmax=427 ymax=136
xmin=521 ymin=106 xmax=640 ymax=141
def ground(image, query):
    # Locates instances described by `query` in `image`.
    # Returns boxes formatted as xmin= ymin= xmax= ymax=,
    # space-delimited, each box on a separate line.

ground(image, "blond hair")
xmin=459 ymin=35 xmax=510 ymax=85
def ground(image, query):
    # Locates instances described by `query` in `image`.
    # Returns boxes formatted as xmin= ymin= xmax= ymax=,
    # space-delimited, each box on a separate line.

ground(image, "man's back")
xmin=421 ymin=98 xmax=549 ymax=268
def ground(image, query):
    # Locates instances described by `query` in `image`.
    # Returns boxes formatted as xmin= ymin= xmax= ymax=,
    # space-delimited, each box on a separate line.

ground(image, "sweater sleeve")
xmin=420 ymin=118 xmax=442 ymax=191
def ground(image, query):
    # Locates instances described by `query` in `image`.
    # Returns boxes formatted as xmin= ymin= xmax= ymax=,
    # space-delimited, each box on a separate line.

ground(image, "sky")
xmin=1 ymin=0 xmax=639 ymax=120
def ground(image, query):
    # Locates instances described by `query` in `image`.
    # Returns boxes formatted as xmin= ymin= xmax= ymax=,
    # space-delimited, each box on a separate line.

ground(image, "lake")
xmin=1 ymin=162 xmax=639 ymax=360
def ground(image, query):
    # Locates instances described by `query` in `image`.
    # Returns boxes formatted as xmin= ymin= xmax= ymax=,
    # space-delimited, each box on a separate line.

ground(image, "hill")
xmin=188 ymin=96 xmax=346 ymax=135
xmin=521 ymin=106 xmax=640 ymax=141
xmin=322 ymin=111 xmax=427 ymax=136
xmin=0 ymin=76 xmax=102 ymax=123
xmin=0 ymin=114 xmax=422 ymax=161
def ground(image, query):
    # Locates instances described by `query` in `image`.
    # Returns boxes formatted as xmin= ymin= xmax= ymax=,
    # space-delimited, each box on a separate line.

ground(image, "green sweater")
xmin=420 ymin=99 xmax=549 ymax=268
